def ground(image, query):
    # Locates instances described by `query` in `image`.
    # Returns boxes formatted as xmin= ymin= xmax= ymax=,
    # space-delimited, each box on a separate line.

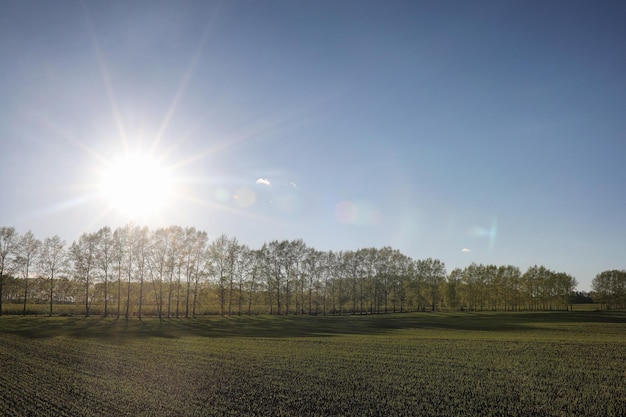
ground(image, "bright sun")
xmin=98 ymin=153 xmax=173 ymax=219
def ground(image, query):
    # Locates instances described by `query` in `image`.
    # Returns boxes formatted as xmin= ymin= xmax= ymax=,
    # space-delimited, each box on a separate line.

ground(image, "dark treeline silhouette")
xmin=1 ymin=225 xmax=618 ymax=317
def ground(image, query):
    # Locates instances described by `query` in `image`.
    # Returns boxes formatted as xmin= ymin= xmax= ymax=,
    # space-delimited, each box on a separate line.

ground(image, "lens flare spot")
xmin=213 ymin=188 xmax=230 ymax=203
xmin=470 ymin=217 xmax=498 ymax=252
xmin=336 ymin=201 xmax=358 ymax=224
xmin=233 ymin=187 xmax=256 ymax=208
xmin=335 ymin=200 xmax=381 ymax=225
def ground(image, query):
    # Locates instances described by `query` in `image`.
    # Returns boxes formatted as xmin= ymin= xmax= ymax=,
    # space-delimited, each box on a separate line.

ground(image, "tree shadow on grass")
xmin=1 ymin=311 xmax=625 ymax=340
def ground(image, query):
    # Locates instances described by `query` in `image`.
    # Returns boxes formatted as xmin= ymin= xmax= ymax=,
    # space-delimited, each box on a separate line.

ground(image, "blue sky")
xmin=1 ymin=1 xmax=625 ymax=290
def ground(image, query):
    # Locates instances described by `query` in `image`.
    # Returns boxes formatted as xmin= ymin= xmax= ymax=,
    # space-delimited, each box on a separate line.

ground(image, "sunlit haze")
xmin=1 ymin=1 xmax=625 ymax=291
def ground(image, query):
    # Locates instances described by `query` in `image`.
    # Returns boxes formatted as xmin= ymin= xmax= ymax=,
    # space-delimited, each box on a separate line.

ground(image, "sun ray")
xmin=151 ymin=4 xmax=223 ymax=155
xmin=82 ymin=2 xmax=128 ymax=152
xmin=171 ymin=106 xmax=304 ymax=171
xmin=177 ymin=193 xmax=280 ymax=225
xmin=30 ymin=110 xmax=107 ymax=164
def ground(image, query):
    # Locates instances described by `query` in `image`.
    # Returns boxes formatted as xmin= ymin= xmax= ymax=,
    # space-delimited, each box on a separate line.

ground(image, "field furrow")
xmin=0 ymin=313 xmax=625 ymax=416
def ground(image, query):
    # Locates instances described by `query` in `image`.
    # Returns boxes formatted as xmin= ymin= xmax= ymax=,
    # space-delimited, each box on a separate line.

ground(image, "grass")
xmin=1 ymin=312 xmax=625 ymax=416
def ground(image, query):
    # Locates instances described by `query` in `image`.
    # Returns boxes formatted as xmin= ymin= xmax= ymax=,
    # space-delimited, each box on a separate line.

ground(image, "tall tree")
xmin=234 ymin=244 xmax=252 ymax=315
xmin=498 ymin=265 xmax=521 ymax=311
xmin=16 ymin=231 xmax=41 ymax=315
xmin=416 ymin=258 xmax=446 ymax=311
xmin=390 ymin=250 xmax=410 ymax=313
xmin=0 ymin=227 xmax=19 ymax=316
xmin=289 ymin=239 xmax=306 ymax=315
xmin=246 ymin=249 xmax=262 ymax=315
xmin=459 ymin=263 xmax=480 ymax=311
xmin=304 ymin=248 xmax=322 ymax=315
xmin=122 ymin=225 xmax=135 ymax=319
xmin=96 ymin=226 xmax=114 ymax=317
xmin=482 ymin=264 xmax=498 ymax=311
xmin=523 ymin=265 xmax=548 ymax=311
xmin=186 ymin=228 xmax=208 ymax=318
xmin=361 ymin=248 xmax=378 ymax=314
xmin=134 ymin=226 xmax=150 ymax=319
xmin=553 ymin=272 xmax=577 ymax=310
xmin=112 ymin=227 xmax=126 ymax=318
xmin=0 ymin=224 xmax=591 ymax=315
xmin=150 ymin=227 xmax=170 ymax=319
xmin=265 ymin=240 xmax=285 ymax=315
xmin=182 ymin=227 xmax=196 ymax=318
xmin=38 ymin=235 xmax=66 ymax=316
xmin=165 ymin=226 xmax=184 ymax=318
xmin=592 ymin=270 xmax=626 ymax=309
xmin=322 ymin=251 xmax=338 ymax=314
xmin=209 ymin=234 xmax=231 ymax=316
xmin=278 ymin=239 xmax=306 ymax=315
xmin=70 ymin=232 xmax=98 ymax=317
xmin=191 ymin=233 xmax=209 ymax=318
xmin=226 ymin=236 xmax=241 ymax=316
xmin=174 ymin=227 xmax=187 ymax=318
xmin=445 ymin=268 xmax=462 ymax=310
xmin=375 ymin=247 xmax=395 ymax=313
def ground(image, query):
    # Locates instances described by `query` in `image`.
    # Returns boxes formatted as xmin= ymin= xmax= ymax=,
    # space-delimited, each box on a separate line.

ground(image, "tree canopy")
xmin=0 ymin=224 xmax=609 ymax=317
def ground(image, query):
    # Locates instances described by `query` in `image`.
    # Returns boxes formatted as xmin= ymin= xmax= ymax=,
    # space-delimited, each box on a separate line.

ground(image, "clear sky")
xmin=1 ymin=1 xmax=625 ymax=290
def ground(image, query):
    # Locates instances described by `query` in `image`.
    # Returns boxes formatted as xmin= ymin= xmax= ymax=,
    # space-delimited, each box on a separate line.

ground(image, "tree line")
xmin=590 ymin=269 xmax=626 ymax=309
xmin=0 ymin=225 xmax=616 ymax=317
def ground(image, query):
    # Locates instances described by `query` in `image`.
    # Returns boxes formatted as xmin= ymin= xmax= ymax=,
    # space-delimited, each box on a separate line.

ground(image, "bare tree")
xmin=96 ymin=227 xmax=114 ymax=317
xmin=375 ymin=247 xmax=394 ymax=313
xmin=150 ymin=227 xmax=170 ymax=319
xmin=304 ymin=248 xmax=322 ymax=315
xmin=0 ymin=227 xmax=19 ymax=316
xmin=209 ymin=234 xmax=230 ymax=316
xmin=134 ymin=226 xmax=150 ymax=319
xmin=181 ymin=228 xmax=208 ymax=318
xmin=16 ymin=231 xmax=41 ymax=315
xmin=122 ymin=224 xmax=143 ymax=319
xmin=165 ymin=226 xmax=183 ymax=318
xmin=112 ymin=227 xmax=126 ymax=318
xmin=266 ymin=240 xmax=287 ymax=315
xmin=259 ymin=242 xmax=278 ymax=315
xmin=69 ymin=232 xmax=98 ymax=317
xmin=235 ymin=244 xmax=249 ymax=315
xmin=321 ymin=251 xmax=337 ymax=315
xmin=341 ymin=251 xmax=359 ymax=314
xmin=288 ymin=239 xmax=306 ymax=315
xmin=226 ymin=237 xmax=240 ymax=316
xmin=38 ymin=235 xmax=66 ymax=316
xmin=191 ymin=232 xmax=209 ymax=318
xmin=246 ymin=249 xmax=262 ymax=315
xmin=186 ymin=228 xmax=207 ymax=318
xmin=0 ymin=224 xmax=588 ymax=315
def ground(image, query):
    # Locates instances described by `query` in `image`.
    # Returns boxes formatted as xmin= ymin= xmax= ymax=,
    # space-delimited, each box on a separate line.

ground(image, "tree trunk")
xmin=103 ymin=272 xmax=108 ymax=317
xmin=117 ymin=274 xmax=121 ymax=318
xmin=0 ymin=273 xmax=4 ymax=317
xmin=138 ymin=271 xmax=144 ymax=319
xmin=85 ymin=275 xmax=90 ymax=317
xmin=22 ymin=275 xmax=28 ymax=316
xmin=49 ymin=273 xmax=54 ymax=316
xmin=125 ymin=269 xmax=131 ymax=320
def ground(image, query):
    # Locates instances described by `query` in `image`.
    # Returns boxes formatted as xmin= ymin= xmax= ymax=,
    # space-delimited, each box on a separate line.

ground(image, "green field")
xmin=1 ymin=312 xmax=625 ymax=416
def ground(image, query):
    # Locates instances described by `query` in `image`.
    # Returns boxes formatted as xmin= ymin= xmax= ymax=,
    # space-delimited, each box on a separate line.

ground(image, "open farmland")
xmin=1 ymin=312 xmax=625 ymax=416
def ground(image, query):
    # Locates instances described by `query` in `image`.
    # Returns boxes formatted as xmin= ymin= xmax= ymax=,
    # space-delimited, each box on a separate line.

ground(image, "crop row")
xmin=1 ymin=326 xmax=625 ymax=416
